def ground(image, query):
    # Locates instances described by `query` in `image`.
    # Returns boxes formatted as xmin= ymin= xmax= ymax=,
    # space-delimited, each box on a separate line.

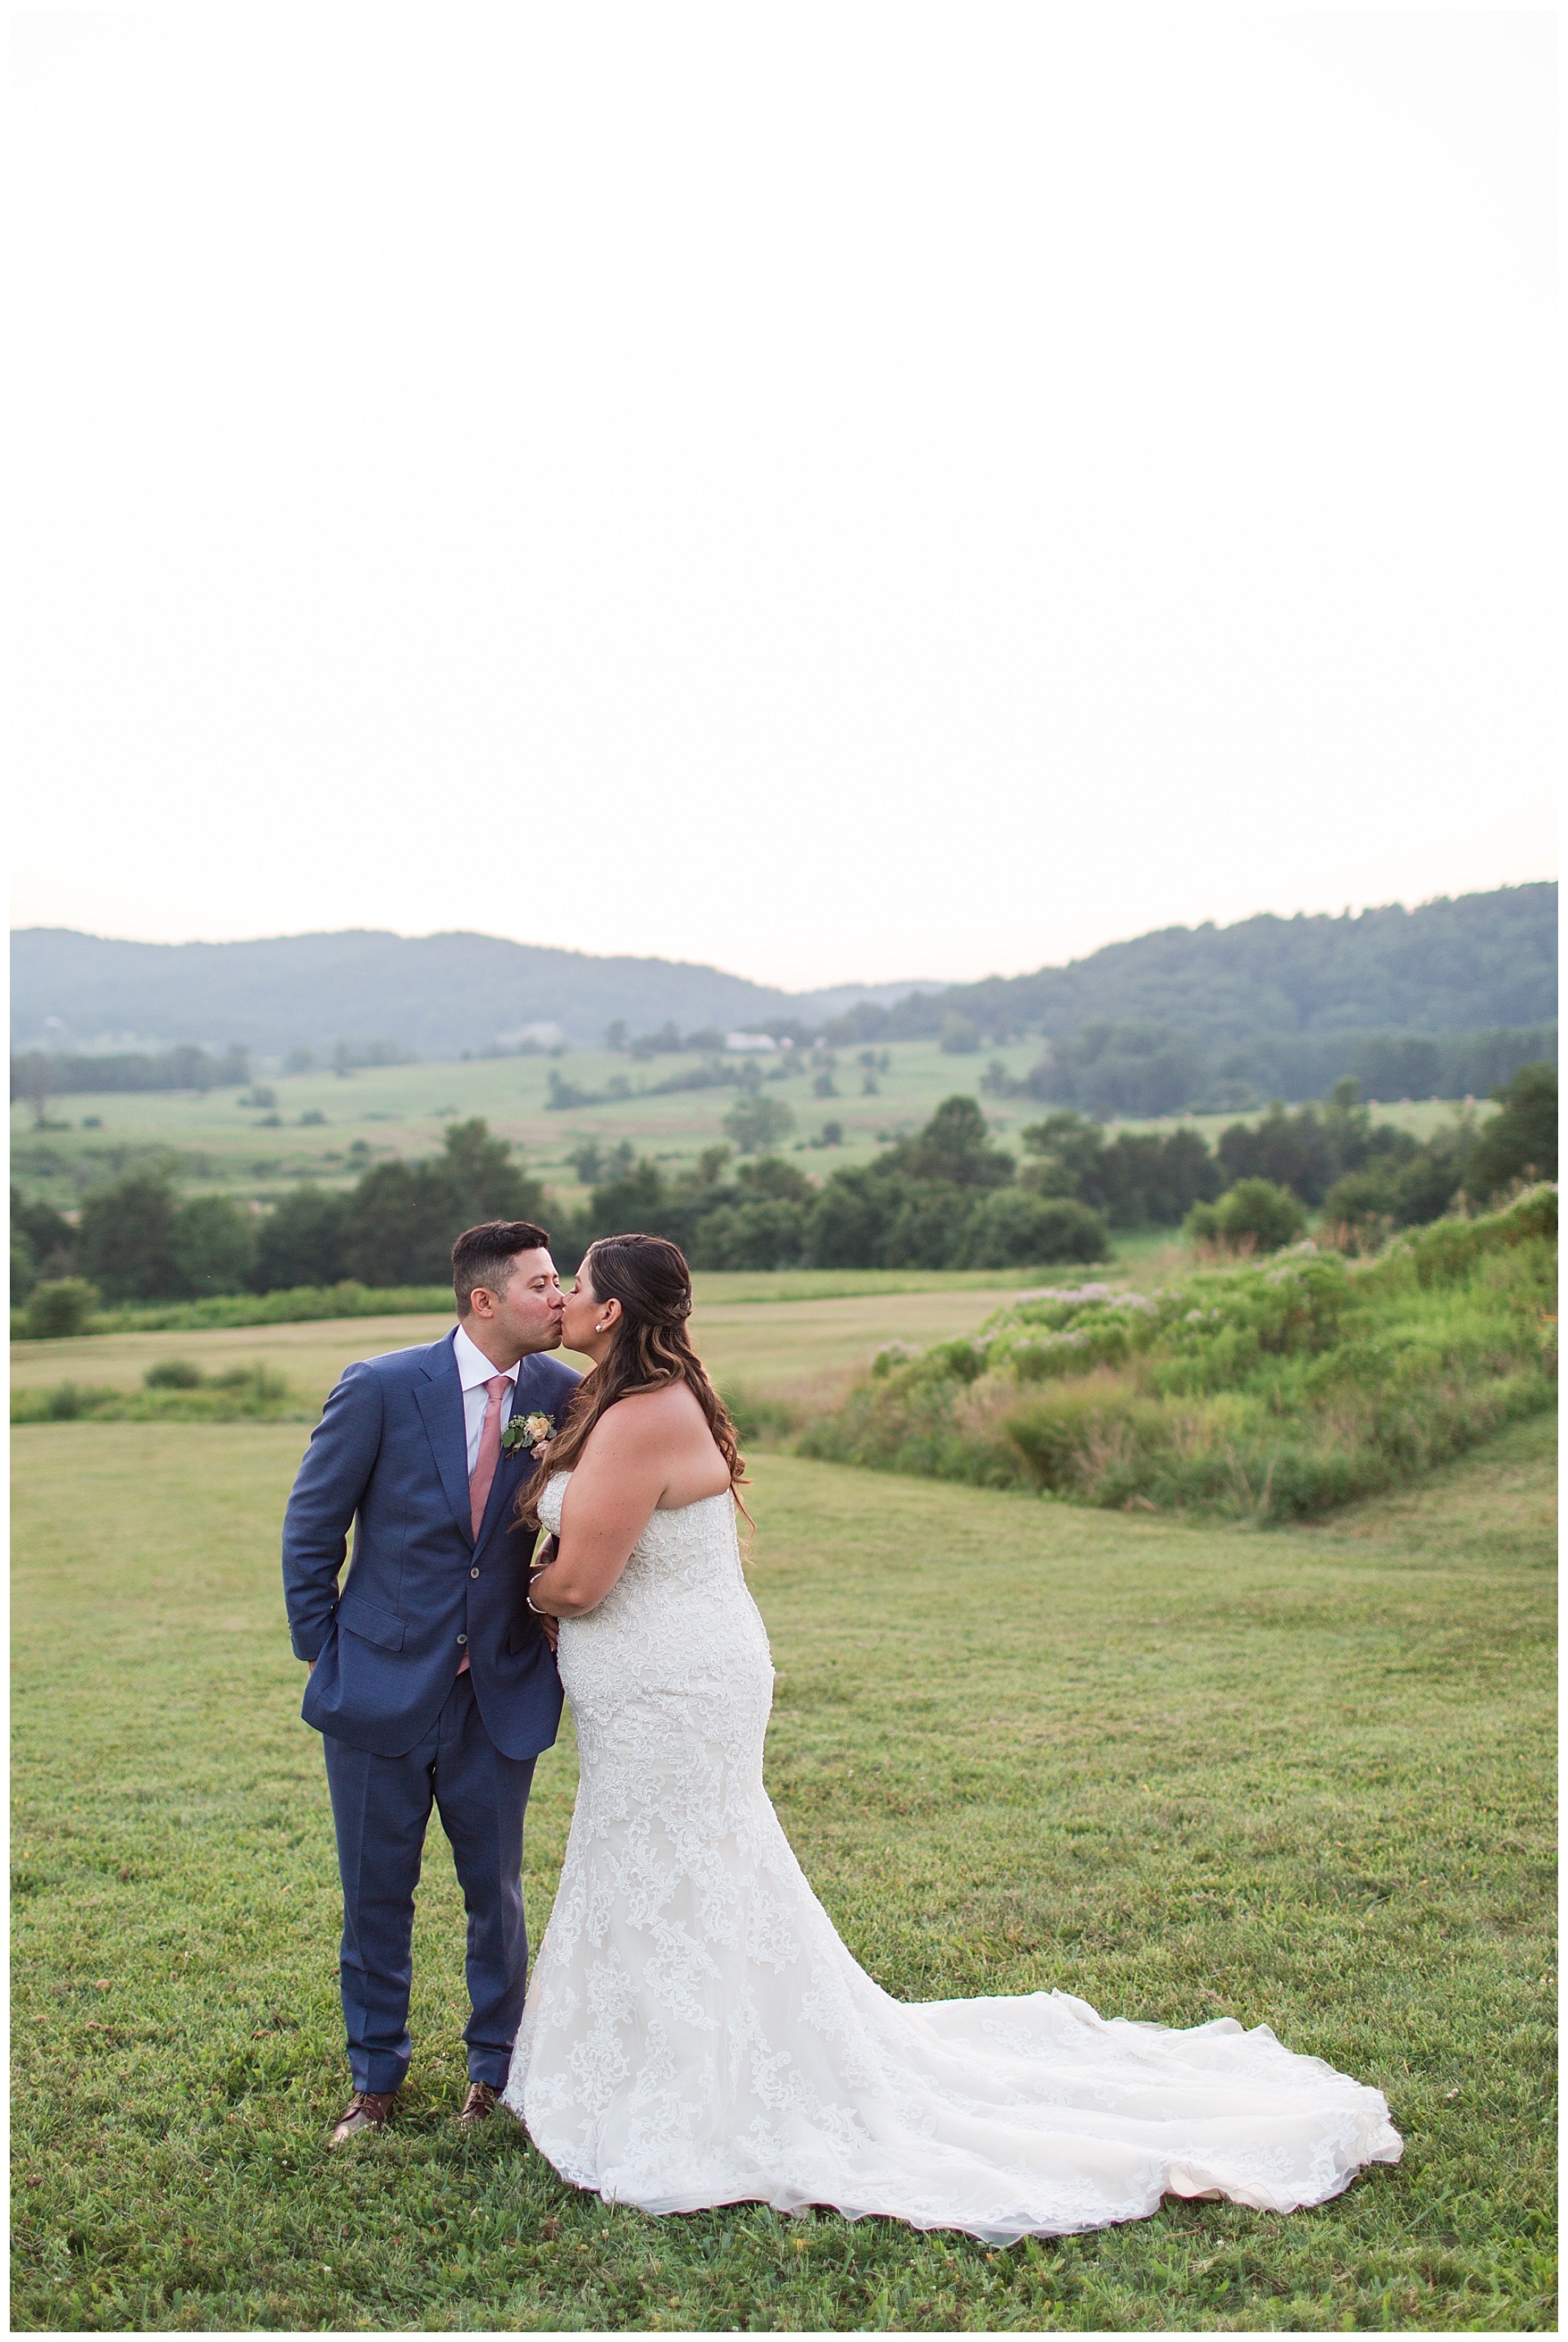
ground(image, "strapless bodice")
xmin=538 ymin=1469 xmax=771 ymax=1717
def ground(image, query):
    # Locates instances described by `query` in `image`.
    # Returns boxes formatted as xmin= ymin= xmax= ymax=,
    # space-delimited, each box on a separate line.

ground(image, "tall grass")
xmin=800 ymin=1188 xmax=1556 ymax=1521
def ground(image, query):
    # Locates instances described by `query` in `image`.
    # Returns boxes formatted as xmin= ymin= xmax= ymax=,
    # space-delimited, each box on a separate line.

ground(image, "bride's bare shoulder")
xmin=585 ymin=1381 xmax=709 ymax=1451
xmin=612 ymin=1381 xmax=709 ymax=1434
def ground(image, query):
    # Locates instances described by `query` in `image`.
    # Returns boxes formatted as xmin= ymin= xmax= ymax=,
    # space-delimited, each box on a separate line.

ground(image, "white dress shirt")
xmin=451 ymin=1322 xmax=519 ymax=1475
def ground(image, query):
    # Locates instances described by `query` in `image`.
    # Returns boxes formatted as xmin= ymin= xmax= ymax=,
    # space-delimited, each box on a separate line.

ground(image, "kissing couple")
xmin=282 ymin=1218 xmax=1401 ymax=2241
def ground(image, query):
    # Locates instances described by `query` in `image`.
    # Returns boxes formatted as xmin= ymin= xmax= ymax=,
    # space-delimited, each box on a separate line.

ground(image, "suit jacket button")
xmin=456 ymin=1633 xmax=467 ymax=1646
xmin=470 ymin=1566 xmax=480 ymax=1578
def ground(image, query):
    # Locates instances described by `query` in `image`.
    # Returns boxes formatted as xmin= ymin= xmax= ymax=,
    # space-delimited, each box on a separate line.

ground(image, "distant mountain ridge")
xmin=8 ymin=927 xmax=938 ymax=1057
xmin=10 ymin=883 xmax=1555 ymax=1062
xmin=908 ymin=883 xmax=1556 ymax=1045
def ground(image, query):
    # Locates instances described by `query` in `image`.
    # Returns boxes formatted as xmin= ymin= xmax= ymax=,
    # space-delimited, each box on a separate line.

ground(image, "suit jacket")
xmin=281 ymin=1332 xmax=582 ymax=1759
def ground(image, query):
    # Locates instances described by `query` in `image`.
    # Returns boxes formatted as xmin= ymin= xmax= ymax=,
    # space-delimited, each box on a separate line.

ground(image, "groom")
xmin=281 ymin=1219 xmax=581 ymax=2146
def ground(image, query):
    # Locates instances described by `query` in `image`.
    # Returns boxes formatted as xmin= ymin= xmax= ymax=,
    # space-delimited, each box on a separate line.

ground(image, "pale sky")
xmin=11 ymin=4 xmax=1557 ymax=992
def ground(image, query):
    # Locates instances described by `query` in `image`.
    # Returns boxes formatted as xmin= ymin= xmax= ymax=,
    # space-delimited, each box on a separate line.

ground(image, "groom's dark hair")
xmin=452 ymin=1220 xmax=550 ymax=1314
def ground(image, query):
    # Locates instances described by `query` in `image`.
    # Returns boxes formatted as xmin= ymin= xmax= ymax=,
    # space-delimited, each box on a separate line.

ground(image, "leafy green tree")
xmin=1463 ymin=1063 xmax=1557 ymax=1201
xmin=252 ymin=1187 xmax=350 ymax=1289
xmin=882 ymin=1179 xmax=971 ymax=1268
xmin=939 ymin=1012 xmax=980 ymax=1054
xmin=341 ymin=1120 xmax=545 ymax=1286
xmin=1019 ymin=1112 xmax=1106 ymax=1196
xmin=439 ymin=1118 xmax=546 ymax=1225
xmin=12 ymin=1225 xmax=38 ymax=1302
xmin=1389 ymin=1122 xmax=1472 ymax=1225
xmin=342 ymin=1160 xmax=466 ymax=1286
xmin=723 ymin=1095 xmax=795 ymax=1154
xmin=1319 ymin=1079 xmax=1374 ymax=1176
xmin=688 ymin=1197 xmax=809 ymax=1271
xmin=11 ymin=1187 xmax=76 ymax=1297
xmin=806 ymin=1165 xmax=910 ymax=1267
xmin=171 ymin=1196 xmax=257 ymax=1295
xmin=1347 ymin=1034 xmax=1442 ymax=1101
xmin=1027 ymin=1022 xmax=1203 ymax=1118
xmin=892 ymin=1096 xmax=1012 ymax=1189
xmin=1217 ymin=1103 xmax=1337 ymax=1205
xmin=78 ymin=1169 xmax=183 ymax=1301
xmin=734 ymin=1156 xmax=813 ymax=1203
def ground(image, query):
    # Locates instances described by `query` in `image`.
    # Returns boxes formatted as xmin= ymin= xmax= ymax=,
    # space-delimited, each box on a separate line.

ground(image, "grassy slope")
xmin=11 ymin=1043 xmax=1482 ymax=1210
xmin=12 ymin=1417 xmax=1555 ymax=2331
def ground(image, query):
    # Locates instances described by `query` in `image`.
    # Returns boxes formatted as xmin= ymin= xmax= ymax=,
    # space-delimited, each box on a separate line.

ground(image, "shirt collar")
xmin=452 ymin=1321 xmax=520 ymax=1393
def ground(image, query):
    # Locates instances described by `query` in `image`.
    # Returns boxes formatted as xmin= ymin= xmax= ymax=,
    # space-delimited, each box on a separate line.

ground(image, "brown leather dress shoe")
xmin=327 ymin=2088 xmax=398 ymax=2148
xmin=458 ymin=2080 xmax=499 ymax=2128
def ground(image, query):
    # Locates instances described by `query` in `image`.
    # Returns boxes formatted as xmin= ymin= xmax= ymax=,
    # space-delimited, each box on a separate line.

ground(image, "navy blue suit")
xmin=282 ymin=1331 xmax=581 ymax=2094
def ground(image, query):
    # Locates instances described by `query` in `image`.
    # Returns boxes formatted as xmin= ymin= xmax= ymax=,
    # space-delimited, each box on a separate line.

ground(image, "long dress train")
xmin=502 ymin=1474 xmax=1400 ymax=2241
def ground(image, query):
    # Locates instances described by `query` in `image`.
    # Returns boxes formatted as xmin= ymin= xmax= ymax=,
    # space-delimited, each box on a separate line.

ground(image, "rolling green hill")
xmin=11 ymin=884 xmax=1555 ymax=1076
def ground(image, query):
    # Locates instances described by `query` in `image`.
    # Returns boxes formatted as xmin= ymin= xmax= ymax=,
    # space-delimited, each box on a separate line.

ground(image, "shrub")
xmin=797 ymin=1187 xmax=1555 ymax=1523
xmin=144 ymin=1358 xmax=204 ymax=1389
xmin=1319 ymin=1171 xmax=1398 ymax=1254
xmin=958 ymin=1188 xmax=1109 ymax=1268
xmin=24 ymin=1279 xmax=101 ymax=1339
xmin=1186 ymin=1179 xmax=1306 ymax=1255
xmin=1003 ymin=1376 xmax=1172 ymax=1493
xmin=13 ymin=1365 xmax=297 ymax=1423
xmin=939 ymin=1012 xmax=981 ymax=1054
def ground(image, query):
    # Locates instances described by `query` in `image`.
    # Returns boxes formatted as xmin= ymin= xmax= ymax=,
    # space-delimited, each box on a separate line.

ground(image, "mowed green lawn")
xmin=12 ymin=1414 xmax=1556 ymax=2332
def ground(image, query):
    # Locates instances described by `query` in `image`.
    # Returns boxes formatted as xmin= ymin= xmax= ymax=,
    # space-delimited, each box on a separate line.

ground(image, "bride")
xmin=504 ymin=1234 xmax=1401 ymax=2241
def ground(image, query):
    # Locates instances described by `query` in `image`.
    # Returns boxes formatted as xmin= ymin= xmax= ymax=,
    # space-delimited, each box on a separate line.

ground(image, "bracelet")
xmin=525 ymin=1591 xmax=549 ymax=1616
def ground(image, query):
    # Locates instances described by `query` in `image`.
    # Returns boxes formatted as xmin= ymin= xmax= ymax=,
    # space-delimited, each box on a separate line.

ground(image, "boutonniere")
xmin=501 ymin=1410 xmax=555 ymax=1457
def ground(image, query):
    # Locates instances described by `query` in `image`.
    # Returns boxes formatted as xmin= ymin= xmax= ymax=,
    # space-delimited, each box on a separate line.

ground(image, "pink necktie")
xmin=462 ymin=1374 xmax=511 ymax=1674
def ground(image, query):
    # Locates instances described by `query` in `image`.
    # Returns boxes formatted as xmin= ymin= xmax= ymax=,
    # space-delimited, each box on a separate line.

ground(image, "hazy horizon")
xmin=12 ymin=874 xmax=1557 ymax=1003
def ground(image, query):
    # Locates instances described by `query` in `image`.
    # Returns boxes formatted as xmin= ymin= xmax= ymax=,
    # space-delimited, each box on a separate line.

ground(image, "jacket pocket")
xmin=337 ymin=1591 xmax=407 ymax=1651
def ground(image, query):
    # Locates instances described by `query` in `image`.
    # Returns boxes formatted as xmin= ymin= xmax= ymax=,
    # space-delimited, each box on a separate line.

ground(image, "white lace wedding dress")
xmin=502 ymin=1473 xmax=1401 ymax=2240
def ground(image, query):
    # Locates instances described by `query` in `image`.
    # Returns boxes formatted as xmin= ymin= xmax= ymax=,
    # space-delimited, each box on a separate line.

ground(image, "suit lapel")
xmin=414 ymin=1336 xmax=474 ymax=1548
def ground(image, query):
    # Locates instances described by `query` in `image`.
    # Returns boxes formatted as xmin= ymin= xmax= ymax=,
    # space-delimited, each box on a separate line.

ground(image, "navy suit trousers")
xmin=322 ymin=1671 xmax=537 ymax=2094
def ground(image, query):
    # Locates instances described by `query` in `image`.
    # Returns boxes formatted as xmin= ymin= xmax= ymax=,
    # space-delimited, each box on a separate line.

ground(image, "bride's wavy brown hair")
xmin=516 ymin=1232 xmax=750 ymax=1529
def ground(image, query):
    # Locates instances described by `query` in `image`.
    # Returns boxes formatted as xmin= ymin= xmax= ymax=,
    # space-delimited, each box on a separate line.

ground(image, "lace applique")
xmin=503 ymin=1473 xmax=1403 ymax=2240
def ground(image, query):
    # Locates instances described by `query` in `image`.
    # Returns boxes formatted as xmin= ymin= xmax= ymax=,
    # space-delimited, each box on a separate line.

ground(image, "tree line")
xmin=12 ymin=1069 xmax=1555 ymax=1312
xmin=12 ymin=1045 xmax=252 ymax=1107
xmin=825 ymin=884 xmax=1557 ymax=1048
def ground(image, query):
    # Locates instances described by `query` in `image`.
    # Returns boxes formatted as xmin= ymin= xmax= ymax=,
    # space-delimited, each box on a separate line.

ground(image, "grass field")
xmin=11 ymin=1041 xmax=1483 ymax=1211
xmin=10 ymin=1277 xmax=1052 ymax=1424
xmin=11 ymin=1396 xmax=1555 ymax=2330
